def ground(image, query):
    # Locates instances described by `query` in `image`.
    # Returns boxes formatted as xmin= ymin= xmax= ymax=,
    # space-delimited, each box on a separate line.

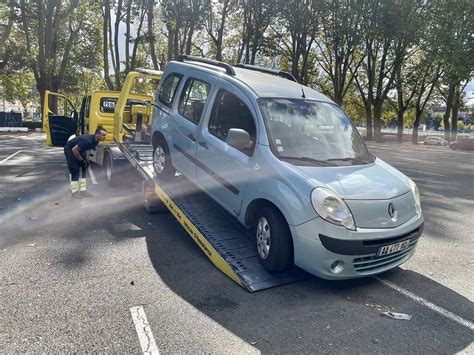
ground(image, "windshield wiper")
xmin=279 ymin=155 xmax=335 ymax=166
xmin=327 ymin=157 xmax=369 ymax=164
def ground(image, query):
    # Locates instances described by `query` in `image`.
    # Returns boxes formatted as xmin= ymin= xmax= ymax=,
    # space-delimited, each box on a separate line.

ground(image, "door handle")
xmin=187 ymin=133 xmax=196 ymax=142
xmin=199 ymin=141 xmax=209 ymax=150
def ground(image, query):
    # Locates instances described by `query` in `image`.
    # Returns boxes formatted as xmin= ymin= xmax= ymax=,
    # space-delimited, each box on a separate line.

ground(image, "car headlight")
xmin=409 ymin=179 xmax=421 ymax=215
xmin=311 ymin=187 xmax=356 ymax=230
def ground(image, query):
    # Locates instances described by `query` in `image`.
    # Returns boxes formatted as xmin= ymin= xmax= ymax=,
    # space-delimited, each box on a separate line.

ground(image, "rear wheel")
xmin=255 ymin=206 xmax=293 ymax=272
xmin=104 ymin=152 xmax=114 ymax=186
xmin=153 ymin=139 xmax=175 ymax=180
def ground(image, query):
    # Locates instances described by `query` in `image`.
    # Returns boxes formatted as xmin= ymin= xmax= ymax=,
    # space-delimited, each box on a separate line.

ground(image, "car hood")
xmin=293 ymin=159 xmax=410 ymax=200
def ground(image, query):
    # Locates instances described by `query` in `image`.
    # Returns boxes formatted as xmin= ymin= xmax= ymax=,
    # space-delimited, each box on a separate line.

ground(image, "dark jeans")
xmin=64 ymin=148 xmax=85 ymax=181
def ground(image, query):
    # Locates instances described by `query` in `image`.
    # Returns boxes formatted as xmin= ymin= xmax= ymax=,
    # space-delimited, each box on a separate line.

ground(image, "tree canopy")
xmin=0 ymin=0 xmax=472 ymax=142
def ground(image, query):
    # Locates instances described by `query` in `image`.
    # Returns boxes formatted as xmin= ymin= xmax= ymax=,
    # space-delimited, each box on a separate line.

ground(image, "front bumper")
xmin=290 ymin=214 xmax=424 ymax=280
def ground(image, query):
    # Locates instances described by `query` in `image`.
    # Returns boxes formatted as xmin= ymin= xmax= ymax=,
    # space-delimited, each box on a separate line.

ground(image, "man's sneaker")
xmin=80 ymin=191 xmax=94 ymax=198
xmin=71 ymin=192 xmax=82 ymax=199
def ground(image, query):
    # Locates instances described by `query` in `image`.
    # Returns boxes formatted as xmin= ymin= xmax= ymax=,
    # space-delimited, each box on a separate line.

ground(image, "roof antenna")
xmin=300 ymin=84 xmax=306 ymax=99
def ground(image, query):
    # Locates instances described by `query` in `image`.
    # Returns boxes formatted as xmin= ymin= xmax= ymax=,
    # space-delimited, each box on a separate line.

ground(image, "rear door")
xmin=170 ymin=71 xmax=215 ymax=179
xmin=43 ymin=90 xmax=79 ymax=147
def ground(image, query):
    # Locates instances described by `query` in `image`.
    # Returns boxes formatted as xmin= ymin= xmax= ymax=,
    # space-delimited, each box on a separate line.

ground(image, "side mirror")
xmin=227 ymin=128 xmax=251 ymax=150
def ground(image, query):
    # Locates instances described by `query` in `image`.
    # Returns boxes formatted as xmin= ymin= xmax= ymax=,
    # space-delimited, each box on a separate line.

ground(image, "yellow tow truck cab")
xmin=43 ymin=89 xmax=154 ymax=184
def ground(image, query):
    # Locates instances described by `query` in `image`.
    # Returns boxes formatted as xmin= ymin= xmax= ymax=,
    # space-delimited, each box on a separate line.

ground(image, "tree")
xmin=11 ymin=0 xmax=102 ymax=120
xmin=0 ymin=71 xmax=37 ymax=116
xmin=316 ymin=0 xmax=364 ymax=106
xmin=272 ymin=0 xmax=318 ymax=84
xmin=146 ymin=0 xmax=160 ymax=70
xmin=235 ymin=0 xmax=273 ymax=65
xmin=205 ymin=0 xmax=236 ymax=61
xmin=433 ymin=0 xmax=474 ymax=141
xmin=160 ymin=0 xmax=210 ymax=61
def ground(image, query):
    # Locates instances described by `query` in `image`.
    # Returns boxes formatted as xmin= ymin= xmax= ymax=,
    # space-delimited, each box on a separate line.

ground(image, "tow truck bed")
xmin=119 ymin=142 xmax=310 ymax=292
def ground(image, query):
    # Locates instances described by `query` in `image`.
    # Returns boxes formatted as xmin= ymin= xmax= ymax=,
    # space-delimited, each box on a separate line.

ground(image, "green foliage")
xmin=0 ymin=70 xmax=37 ymax=109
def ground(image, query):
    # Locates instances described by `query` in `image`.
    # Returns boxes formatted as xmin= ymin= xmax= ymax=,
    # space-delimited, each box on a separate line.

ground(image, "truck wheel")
xmin=153 ymin=140 xmax=175 ymax=180
xmin=255 ymin=206 xmax=293 ymax=272
xmin=104 ymin=152 xmax=116 ymax=186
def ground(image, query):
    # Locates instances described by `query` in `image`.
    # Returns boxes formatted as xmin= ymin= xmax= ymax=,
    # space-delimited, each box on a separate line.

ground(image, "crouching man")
xmin=64 ymin=126 xmax=107 ymax=198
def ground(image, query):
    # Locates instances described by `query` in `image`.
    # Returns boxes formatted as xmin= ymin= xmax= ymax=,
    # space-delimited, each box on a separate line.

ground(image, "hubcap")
xmin=153 ymin=146 xmax=166 ymax=174
xmin=256 ymin=217 xmax=271 ymax=259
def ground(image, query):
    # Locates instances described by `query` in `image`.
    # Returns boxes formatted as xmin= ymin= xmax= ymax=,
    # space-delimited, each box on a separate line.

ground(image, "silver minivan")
xmin=150 ymin=56 xmax=424 ymax=279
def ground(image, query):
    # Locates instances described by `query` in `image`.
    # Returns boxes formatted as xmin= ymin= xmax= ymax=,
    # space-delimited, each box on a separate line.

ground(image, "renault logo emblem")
xmin=388 ymin=203 xmax=396 ymax=218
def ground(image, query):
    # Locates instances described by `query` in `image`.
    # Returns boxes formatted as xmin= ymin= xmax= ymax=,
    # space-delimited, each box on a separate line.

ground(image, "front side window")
xmin=258 ymin=98 xmax=371 ymax=166
xmin=178 ymin=78 xmax=210 ymax=124
xmin=158 ymin=73 xmax=183 ymax=109
xmin=209 ymin=89 xmax=256 ymax=155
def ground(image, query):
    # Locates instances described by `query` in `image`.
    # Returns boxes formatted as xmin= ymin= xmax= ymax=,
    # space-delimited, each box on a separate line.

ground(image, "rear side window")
xmin=178 ymin=78 xmax=210 ymax=124
xmin=100 ymin=97 xmax=117 ymax=113
xmin=158 ymin=73 xmax=183 ymax=109
xmin=208 ymin=89 xmax=256 ymax=155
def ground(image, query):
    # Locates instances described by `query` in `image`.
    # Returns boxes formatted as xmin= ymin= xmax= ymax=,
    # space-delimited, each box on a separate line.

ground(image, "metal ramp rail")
xmin=118 ymin=142 xmax=309 ymax=292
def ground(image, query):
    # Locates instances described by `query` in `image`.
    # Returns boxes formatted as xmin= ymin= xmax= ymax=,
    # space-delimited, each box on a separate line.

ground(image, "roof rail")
xmin=135 ymin=67 xmax=164 ymax=77
xmin=235 ymin=64 xmax=297 ymax=82
xmin=177 ymin=55 xmax=236 ymax=76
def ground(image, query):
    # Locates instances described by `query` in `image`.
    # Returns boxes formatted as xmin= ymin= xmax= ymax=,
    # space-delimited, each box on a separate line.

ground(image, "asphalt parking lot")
xmin=1 ymin=132 xmax=473 ymax=353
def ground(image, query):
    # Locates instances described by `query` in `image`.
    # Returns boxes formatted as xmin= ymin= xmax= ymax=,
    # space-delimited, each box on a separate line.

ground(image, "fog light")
xmin=329 ymin=260 xmax=344 ymax=274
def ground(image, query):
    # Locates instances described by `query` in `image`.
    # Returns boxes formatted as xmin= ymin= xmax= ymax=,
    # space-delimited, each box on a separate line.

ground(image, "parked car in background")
xmin=449 ymin=138 xmax=474 ymax=151
xmin=424 ymin=136 xmax=448 ymax=146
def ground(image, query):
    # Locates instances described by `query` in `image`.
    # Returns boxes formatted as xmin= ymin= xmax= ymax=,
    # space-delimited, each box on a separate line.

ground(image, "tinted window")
xmin=99 ymin=98 xmax=148 ymax=114
xmin=178 ymin=79 xmax=210 ymax=124
xmin=100 ymin=97 xmax=117 ymax=113
xmin=209 ymin=89 xmax=256 ymax=155
xmin=158 ymin=73 xmax=183 ymax=109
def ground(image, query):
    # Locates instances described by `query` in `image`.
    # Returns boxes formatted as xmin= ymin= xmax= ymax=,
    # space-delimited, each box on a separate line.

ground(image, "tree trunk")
xmin=166 ymin=27 xmax=174 ymax=62
xmin=113 ymin=0 xmax=123 ymax=88
xmin=443 ymin=83 xmax=455 ymax=141
xmin=147 ymin=0 xmax=159 ymax=70
xmin=102 ymin=1 xmax=114 ymax=90
xmin=125 ymin=3 xmax=131 ymax=71
xmin=373 ymin=104 xmax=383 ymax=142
xmin=365 ymin=105 xmax=373 ymax=141
xmin=412 ymin=114 xmax=420 ymax=144
xmin=451 ymin=84 xmax=461 ymax=141
xmin=397 ymin=110 xmax=404 ymax=143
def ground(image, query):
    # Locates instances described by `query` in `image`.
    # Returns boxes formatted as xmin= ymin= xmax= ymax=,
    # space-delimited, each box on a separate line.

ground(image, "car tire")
xmin=255 ymin=206 xmax=293 ymax=272
xmin=153 ymin=139 xmax=175 ymax=180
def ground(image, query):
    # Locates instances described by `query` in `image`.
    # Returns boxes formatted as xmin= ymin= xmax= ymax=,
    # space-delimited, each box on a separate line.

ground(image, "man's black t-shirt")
xmin=65 ymin=135 xmax=98 ymax=156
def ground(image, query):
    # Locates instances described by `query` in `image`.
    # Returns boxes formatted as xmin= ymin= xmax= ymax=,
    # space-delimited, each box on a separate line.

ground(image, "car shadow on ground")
xmin=105 ymin=202 xmax=474 ymax=354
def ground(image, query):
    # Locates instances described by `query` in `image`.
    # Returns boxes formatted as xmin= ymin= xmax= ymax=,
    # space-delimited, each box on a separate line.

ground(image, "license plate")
xmin=377 ymin=240 xmax=410 ymax=256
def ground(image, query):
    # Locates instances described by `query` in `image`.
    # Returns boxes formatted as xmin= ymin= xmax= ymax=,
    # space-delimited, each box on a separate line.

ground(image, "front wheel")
xmin=153 ymin=140 xmax=175 ymax=180
xmin=255 ymin=206 xmax=293 ymax=272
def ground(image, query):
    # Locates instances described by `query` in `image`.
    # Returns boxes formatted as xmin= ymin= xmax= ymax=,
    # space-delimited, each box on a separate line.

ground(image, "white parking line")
xmin=376 ymin=277 xmax=474 ymax=331
xmin=88 ymin=165 xmax=97 ymax=184
xmin=130 ymin=306 xmax=160 ymax=355
xmin=0 ymin=150 xmax=23 ymax=164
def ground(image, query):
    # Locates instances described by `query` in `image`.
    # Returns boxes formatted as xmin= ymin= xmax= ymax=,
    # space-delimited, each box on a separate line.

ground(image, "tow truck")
xmin=43 ymin=65 xmax=307 ymax=291
xmin=42 ymin=89 xmax=154 ymax=185
xmin=112 ymin=64 xmax=308 ymax=292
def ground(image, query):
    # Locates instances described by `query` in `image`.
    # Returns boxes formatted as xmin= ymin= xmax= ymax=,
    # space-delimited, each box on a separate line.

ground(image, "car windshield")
xmin=258 ymin=98 xmax=371 ymax=166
